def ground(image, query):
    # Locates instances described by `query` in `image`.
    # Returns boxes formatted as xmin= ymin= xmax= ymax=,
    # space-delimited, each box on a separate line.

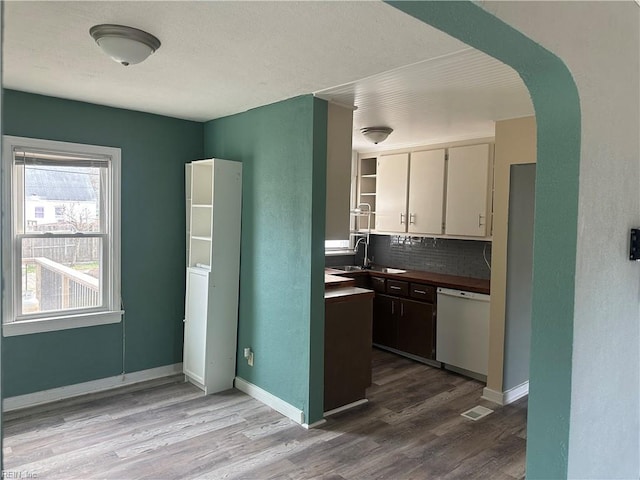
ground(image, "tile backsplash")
xmin=364 ymin=235 xmax=492 ymax=279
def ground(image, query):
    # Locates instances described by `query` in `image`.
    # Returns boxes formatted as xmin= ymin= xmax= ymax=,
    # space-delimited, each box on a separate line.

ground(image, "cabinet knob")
xmin=400 ymin=213 xmax=406 ymax=224
xmin=478 ymin=214 xmax=485 ymax=227
xmin=409 ymin=213 xmax=416 ymax=225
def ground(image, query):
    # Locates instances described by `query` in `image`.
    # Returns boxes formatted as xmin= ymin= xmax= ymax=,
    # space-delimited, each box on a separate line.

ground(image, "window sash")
xmin=16 ymin=234 xmax=107 ymax=321
xmin=15 ymin=163 xmax=109 ymax=235
xmin=2 ymin=136 xmax=121 ymax=329
xmin=13 ymin=147 xmax=111 ymax=167
xmin=14 ymin=231 xmax=110 ymax=323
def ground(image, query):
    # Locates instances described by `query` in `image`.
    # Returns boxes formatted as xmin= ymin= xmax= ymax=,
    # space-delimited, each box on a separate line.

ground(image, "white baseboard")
xmin=4 ymin=363 xmax=183 ymax=412
xmin=302 ymin=419 xmax=327 ymax=429
xmin=481 ymin=387 xmax=504 ymax=405
xmin=504 ymin=381 xmax=529 ymax=404
xmin=324 ymin=398 xmax=369 ymax=417
xmin=482 ymin=381 xmax=529 ymax=406
xmin=234 ymin=376 xmax=305 ymax=425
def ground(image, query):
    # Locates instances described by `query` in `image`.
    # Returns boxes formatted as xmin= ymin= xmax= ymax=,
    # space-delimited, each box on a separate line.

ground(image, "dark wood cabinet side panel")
xmin=345 ymin=273 xmax=371 ymax=289
xmin=325 ymin=297 xmax=373 ymax=412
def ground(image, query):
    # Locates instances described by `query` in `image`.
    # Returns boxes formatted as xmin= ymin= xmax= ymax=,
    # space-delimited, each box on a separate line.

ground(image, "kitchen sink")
xmin=331 ymin=265 xmax=407 ymax=274
xmin=331 ymin=265 xmax=365 ymax=272
xmin=370 ymin=266 xmax=407 ymax=274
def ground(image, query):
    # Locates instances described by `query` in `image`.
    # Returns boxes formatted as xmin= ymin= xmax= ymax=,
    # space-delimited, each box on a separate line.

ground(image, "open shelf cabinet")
xmin=184 ymin=158 xmax=242 ymax=395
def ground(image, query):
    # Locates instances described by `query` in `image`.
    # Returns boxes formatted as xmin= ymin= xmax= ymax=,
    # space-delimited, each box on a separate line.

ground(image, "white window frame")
xmin=2 ymin=136 xmax=123 ymax=336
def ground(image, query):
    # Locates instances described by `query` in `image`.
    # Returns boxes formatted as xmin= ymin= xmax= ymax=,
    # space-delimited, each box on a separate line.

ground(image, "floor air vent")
xmin=461 ymin=405 xmax=494 ymax=421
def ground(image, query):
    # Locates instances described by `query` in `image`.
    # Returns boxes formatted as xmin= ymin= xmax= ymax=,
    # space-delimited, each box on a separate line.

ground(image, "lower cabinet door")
xmin=373 ymin=294 xmax=399 ymax=349
xmin=183 ymin=269 xmax=209 ymax=384
xmin=397 ymin=298 xmax=435 ymax=359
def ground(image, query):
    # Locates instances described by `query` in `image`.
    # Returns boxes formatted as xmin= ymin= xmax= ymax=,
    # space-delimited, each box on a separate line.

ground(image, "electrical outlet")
xmin=244 ymin=347 xmax=254 ymax=367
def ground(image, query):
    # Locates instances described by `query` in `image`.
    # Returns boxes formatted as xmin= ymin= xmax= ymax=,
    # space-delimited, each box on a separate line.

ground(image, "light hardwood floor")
xmin=3 ymin=349 xmax=527 ymax=479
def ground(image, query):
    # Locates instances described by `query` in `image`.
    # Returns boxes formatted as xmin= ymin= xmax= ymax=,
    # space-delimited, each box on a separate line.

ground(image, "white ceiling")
xmin=3 ymin=1 xmax=533 ymax=153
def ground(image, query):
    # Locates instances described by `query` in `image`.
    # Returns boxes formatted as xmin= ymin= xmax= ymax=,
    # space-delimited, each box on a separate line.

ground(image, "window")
xmin=2 ymin=136 xmax=122 ymax=336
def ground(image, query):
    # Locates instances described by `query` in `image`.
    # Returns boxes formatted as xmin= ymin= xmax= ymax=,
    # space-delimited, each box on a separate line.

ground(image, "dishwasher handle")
xmin=437 ymin=287 xmax=490 ymax=302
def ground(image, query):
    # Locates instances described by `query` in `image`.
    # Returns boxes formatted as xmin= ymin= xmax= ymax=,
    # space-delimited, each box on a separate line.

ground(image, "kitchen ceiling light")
xmin=90 ymin=24 xmax=161 ymax=66
xmin=361 ymin=127 xmax=393 ymax=144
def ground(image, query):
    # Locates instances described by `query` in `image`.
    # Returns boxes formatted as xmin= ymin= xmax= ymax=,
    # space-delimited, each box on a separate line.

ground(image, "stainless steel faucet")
xmin=354 ymin=236 xmax=370 ymax=268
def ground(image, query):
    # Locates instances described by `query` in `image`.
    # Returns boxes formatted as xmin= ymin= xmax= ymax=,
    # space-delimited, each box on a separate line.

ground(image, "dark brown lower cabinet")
xmin=372 ymin=294 xmax=398 ymax=349
xmin=373 ymin=293 xmax=436 ymax=360
xmin=397 ymin=298 xmax=435 ymax=359
xmin=324 ymin=293 xmax=373 ymax=412
xmin=342 ymin=273 xmax=371 ymax=289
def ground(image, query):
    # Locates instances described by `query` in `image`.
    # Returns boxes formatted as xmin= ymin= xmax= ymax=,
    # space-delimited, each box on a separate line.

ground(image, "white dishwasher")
xmin=436 ymin=287 xmax=490 ymax=378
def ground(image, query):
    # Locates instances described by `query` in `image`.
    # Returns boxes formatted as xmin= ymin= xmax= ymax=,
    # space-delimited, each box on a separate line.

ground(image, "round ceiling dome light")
xmin=361 ymin=126 xmax=393 ymax=144
xmin=90 ymin=24 xmax=161 ymax=66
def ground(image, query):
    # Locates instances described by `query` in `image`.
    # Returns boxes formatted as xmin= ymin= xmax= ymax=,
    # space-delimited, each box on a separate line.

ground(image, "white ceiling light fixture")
xmin=90 ymin=24 xmax=161 ymax=66
xmin=361 ymin=126 xmax=393 ymax=144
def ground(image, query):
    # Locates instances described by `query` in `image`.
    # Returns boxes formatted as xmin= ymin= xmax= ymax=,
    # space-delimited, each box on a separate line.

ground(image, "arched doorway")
xmin=385 ymin=2 xmax=581 ymax=478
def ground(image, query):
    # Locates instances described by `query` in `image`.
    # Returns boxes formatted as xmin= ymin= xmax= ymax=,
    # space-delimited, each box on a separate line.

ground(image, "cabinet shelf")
xmin=351 ymin=211 xmax=377 ymax=216
xmin=358 ymin=156 xmax=378 ymax=231
xmin=191 ymin=235 xmax=212 ymax=242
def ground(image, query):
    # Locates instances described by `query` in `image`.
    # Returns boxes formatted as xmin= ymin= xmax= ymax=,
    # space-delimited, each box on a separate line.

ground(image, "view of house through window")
xmin=21 ymin=164 xmax=104 ymax=315
xmin=2 ymin=136 xmax=121 ymax=330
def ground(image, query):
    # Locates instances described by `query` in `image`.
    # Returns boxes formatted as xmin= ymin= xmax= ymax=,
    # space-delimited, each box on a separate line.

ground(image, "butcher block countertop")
xmin=326 ymin=266 xmax=490 ymax=295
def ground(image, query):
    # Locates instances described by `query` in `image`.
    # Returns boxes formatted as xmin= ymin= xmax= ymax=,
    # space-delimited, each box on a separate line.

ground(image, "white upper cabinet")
xmin=445 ymin=144 xmax=492 ymax=237
xmin=408 ymin=149 xmax=446 ymax=235
xmin=356 ymin=141 xmax=493 ymax=239
xmin=375 ymin=153 xmax=409 ymax=232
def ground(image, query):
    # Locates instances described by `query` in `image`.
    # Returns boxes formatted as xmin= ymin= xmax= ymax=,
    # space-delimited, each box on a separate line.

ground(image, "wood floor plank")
xmin=4 ymin=348 xmax=527 ymax=479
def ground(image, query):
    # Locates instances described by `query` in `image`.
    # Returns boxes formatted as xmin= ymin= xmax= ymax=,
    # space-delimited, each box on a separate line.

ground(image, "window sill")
xmin=325 ymin=250 xmax=356 ymax=256
xmin=3 ymin=310 xmax=124 ymax=337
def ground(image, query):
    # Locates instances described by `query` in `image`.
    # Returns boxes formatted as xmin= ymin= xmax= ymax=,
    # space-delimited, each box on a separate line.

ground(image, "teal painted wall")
xmin=2 ymin=90 xmax=204 ymax=397
xmin=387 ymin=2 xmax=581 ymax=478
xmin=204 ymin=95 xmax=327 ymax=423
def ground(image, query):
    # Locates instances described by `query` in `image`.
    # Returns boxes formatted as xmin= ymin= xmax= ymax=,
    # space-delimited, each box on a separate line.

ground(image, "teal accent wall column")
xmin=386 ymin=2 xmax=581 ymax=478
xmin=2 ymin=90 xmax=204 ymax=397
xmin=308 ymin=98 xmax=327 ymax=424
xmin=204 ymin=95 xmax=328 ymax=423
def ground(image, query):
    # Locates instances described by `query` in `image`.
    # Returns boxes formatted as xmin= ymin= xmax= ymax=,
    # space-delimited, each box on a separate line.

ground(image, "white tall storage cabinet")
xmin=184 ymin=158 xmax=242 ymax=394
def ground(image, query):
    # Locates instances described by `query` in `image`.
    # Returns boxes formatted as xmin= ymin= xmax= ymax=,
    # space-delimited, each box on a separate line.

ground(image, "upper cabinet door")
xmin=408 ymin=149 xmax=446 ymax=234
xmin=376 ymin=153 xmax=409 ymax=232
xmin=445 ymin=144 xmax=492 ymax=237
